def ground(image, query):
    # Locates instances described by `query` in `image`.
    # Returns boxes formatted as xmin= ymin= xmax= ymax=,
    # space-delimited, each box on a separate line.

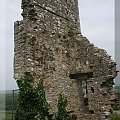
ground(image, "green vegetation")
xmin=6 ymin=92 xmax=19 ymax=111
xmin=115 ymin=86 xmax=120 ymax=92
xmin=111 ymin=113 xmax=120 ymax=120
xmin=0 ymin=91 xmax=18 ymax=111
xmin=2 ymin=79 xmax=120 ymax=119
xmin=0 ymin=91 xmax=18 ymax=120
xmin=115 ymin=86 xmax=120 ymax=99
xmin=0 ymin=112 xmax=5 ymax=120
xmin=0 ymin=92 xmax=5 ymax=110
xmin=114 ymin=86 xmax=120 ymax=110
xmin=15 ymin=74 xmax=50 ymax=120
xmin=0 ymin=111 xmax=14 ymax=120
xmin=15 ymin=73 xmax=77 ymax=120
xmin=55 ymin=94 xmax=77 ymax=120
xmin=110 ymin=86 xmax=120 ymax=120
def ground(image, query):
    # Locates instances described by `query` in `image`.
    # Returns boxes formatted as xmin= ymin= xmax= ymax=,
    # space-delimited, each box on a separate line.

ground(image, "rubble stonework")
xmin=14 ymin=0 xmax=118 ymax=119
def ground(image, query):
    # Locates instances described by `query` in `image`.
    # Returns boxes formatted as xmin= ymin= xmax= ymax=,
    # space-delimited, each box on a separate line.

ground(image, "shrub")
xmin=15 ymin=73 xmax=77 ymax=120
xmin=15 ymin=73 xmax=50 ymax=120
xmin=55 ymin=94 xmax=77 ymax=120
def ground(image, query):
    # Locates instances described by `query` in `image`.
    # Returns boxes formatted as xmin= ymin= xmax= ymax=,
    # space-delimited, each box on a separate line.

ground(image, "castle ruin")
xmin=14 ymin=0 xmax=118 ymax=119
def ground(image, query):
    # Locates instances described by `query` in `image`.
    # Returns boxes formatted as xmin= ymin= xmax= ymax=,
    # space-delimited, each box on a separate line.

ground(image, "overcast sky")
xmin=0 ymin=0 xmax=116 ymax=90
xmin=0 ymin=0 xmax=6 ymax=91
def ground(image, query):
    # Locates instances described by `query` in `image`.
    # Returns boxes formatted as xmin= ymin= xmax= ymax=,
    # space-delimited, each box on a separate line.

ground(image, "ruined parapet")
xmin=14 ymin=0 xmax=118 ymax=119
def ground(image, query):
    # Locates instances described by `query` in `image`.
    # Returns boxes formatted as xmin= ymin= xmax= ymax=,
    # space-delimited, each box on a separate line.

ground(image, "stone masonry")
xmin=14 ymin=0 xmax=118 ymax=119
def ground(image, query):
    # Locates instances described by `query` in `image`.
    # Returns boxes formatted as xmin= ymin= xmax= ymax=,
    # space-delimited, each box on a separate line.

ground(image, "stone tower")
xmin=14 ymin=0 xmax=118 ymax=119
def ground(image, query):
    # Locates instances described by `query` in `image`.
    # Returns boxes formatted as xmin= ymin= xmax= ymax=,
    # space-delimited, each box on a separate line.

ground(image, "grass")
xmin=0 ymin=91 xmax=19 ymax=111
xmin=0 ymin=111 xmax=15 ymax=120
xmin=111 ymin=113 xmax=120 ymax=120
xmin=0 ymin=112 xmax=5 ymax=120
xmin=6 ymin=111 xmax=13 ymax=120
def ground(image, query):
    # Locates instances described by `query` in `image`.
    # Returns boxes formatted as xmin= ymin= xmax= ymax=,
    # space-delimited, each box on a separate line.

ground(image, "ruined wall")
xmin=14 ymin=0 xmax=118 ymax=120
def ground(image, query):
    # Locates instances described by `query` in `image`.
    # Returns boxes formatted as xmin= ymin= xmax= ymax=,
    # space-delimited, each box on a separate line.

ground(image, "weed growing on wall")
xmin=55 ymin=94 xmax=77 ymax=120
